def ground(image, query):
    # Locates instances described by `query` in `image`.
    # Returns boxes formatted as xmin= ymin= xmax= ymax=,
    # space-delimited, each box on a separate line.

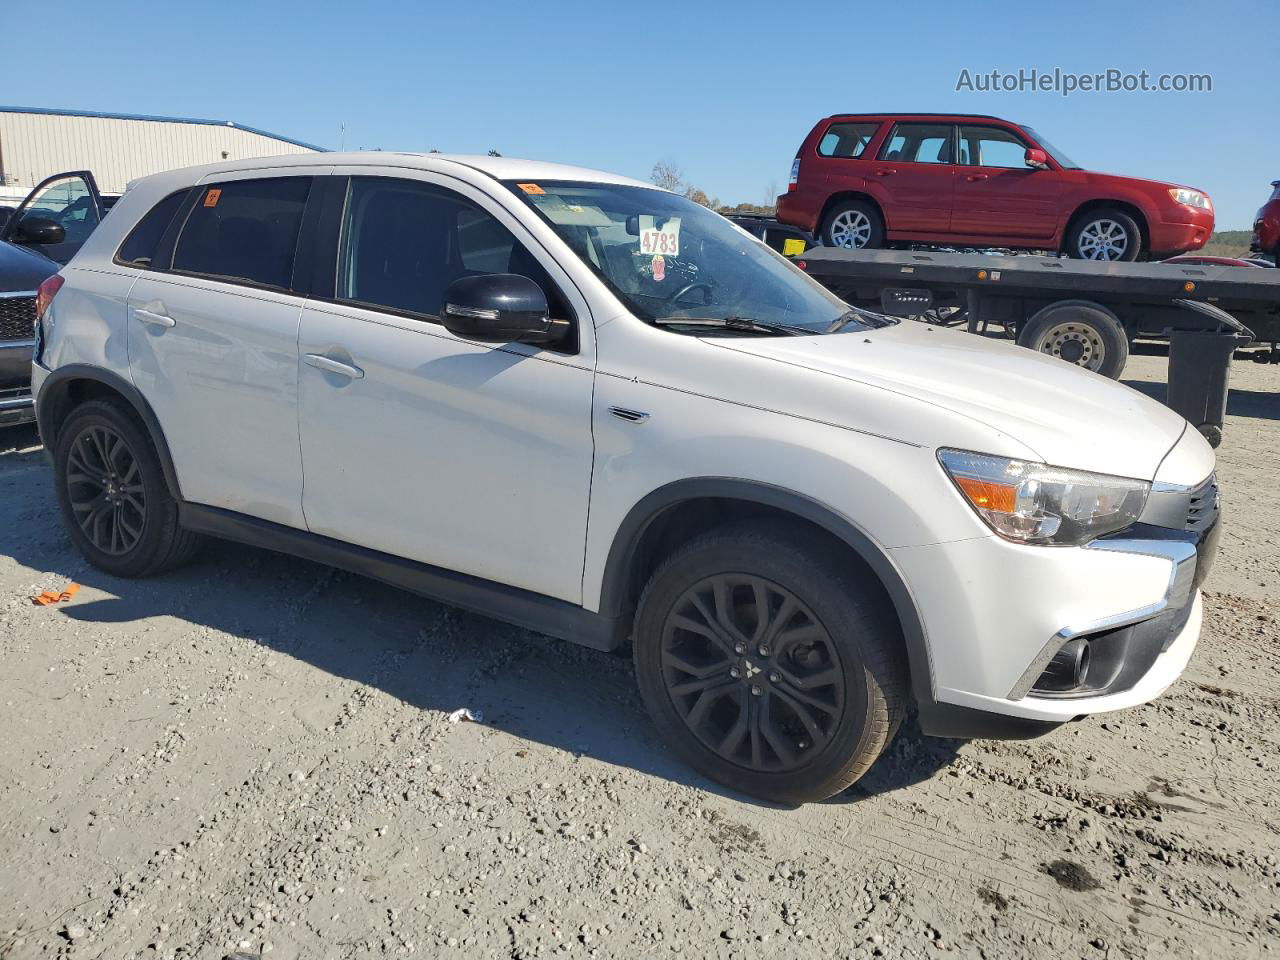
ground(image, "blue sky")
xmin=4 ymin=0 xmax=1273 ymax=228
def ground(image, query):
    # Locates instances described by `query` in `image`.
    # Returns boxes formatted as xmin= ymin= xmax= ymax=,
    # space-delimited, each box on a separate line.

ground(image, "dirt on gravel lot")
xmin=1 ymin=347 xmax=1277 ymax=960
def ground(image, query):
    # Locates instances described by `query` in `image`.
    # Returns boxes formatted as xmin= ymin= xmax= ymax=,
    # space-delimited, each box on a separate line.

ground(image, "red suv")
xmin=776 ymin=113 xmax=1214 ymax=261
xmin=1251 ymin=180 xmax=1280 ymax=262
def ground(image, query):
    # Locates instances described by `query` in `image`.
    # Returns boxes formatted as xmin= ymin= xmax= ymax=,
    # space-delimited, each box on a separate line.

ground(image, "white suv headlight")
xmin=938 ymin=449 xmax=1149 ymax=546
xmin=1169 ymin=188 xmax=1211 ymax=210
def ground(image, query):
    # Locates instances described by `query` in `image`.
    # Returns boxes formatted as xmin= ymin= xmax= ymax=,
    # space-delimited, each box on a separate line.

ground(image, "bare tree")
xmin=764 ymin=180 xmax=778 ymax=204
xmin=487 ymin=149 xmax=503 ymax=157
xmin=650 ymin=160 xmax=685 ymax=193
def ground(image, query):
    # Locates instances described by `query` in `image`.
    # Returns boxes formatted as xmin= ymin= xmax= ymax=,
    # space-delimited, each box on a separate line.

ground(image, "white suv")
xmin=31 ymin=153 xmax=1220 ymax=803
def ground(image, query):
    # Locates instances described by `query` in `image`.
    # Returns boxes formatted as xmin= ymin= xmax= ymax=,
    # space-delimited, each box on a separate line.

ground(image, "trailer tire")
xmin=1018 ymin=300 xmax=1129 ymax=379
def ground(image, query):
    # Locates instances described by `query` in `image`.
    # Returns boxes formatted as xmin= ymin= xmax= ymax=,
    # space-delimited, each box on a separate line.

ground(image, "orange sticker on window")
xmin=203 ymin=188 xmax=222 ymax=207
xmin=516 ymin=183 xmax=545 ymax=195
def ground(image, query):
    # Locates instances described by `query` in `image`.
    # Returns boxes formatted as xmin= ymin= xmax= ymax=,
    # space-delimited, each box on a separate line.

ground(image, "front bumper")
xmin=1148 ymin=214 xmax=1214 ymax=256
xmin=895 ymin=473 xmax=1219 ymax=736
xmin=0 ymin=339 xmax=36 ymax=426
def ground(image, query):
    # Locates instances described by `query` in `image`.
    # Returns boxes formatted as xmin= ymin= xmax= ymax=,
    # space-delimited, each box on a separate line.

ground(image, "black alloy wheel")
xmin=65 ymin=423 xmax=147 ymax=556
xmin=53 ymin=399 xmax=203 ymax=577
xmin=660 ymin=573 xmax=846 ymax=772
xmin=632 ymin=523 xmax=906 ymax=804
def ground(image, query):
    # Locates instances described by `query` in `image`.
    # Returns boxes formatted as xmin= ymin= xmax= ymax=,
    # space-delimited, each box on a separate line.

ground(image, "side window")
xmin=337 ymin=177 xmax=568 ymax=322
xmin=959 ymin=125 xmax=1030 ymax=168
xmin=116 ymin=190 xmax=189 ymax=267
xmin=172 ymin=177 xmax=311 ymax=290
xmin=877 ymin=123 xmax=955 ymax=164
xmin=817 ymin=122 xmax=879 ymax=159
xmin=10 ymin=173 xmax=102 ymax=265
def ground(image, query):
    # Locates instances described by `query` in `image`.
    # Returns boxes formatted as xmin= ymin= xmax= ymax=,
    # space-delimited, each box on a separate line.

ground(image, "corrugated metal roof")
xmin=0 ymin=105 xmax=328 ymax=152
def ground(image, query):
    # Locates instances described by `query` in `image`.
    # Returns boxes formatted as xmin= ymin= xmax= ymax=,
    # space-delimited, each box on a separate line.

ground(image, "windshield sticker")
xmin=203 ymin=188 xmax=222 ymax=208
xmin=528 ymin=195 xmax=614 ymax=227
xmin=652 ymin=255 xmax=666 ymax=282
xmin=639 ymin=216 xmax=680 ymax=257
xmin=517 ymin=183 xmax=545 ymax=195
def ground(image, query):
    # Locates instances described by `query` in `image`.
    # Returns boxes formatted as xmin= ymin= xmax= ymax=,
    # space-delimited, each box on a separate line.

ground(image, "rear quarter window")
xmin=817 ymin=122 xmax=879 ymax=159
xmin=115 ymin=190 xmax=190 ymax=268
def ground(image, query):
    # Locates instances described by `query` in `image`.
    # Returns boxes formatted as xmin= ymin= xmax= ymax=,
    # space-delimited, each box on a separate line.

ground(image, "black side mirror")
xmin=17 ymin=217 xmax=66 ymax=245
xmin=442 ymin=273 xmax=565 ymax=345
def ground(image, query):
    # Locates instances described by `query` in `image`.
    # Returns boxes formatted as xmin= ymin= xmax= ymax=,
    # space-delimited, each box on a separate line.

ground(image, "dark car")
xmin=0 ymin=171 xmax=110 ymax=426
xmin=723 ymin=214 xmax=811 ymax=255
xmin=777 ymin=113 xmax=1215 ymax=261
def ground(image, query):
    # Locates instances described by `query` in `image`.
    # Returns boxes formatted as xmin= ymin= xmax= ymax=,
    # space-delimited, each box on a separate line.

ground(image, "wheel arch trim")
xmin=36 ymin=364 xmax=183 ymax=501
xmin=596 ymin=478 xmax=935 ymax=704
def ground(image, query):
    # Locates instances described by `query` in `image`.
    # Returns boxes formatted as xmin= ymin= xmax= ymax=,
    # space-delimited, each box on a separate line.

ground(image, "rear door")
xmin=1 ymin=171 xmax=105 ymax=264
xmin=126 ymin=171 xmax=326 ymax=528
xmin=951 ymin=125 xmax=1064 ymax=240
xmin=863 ymin=122 xmax=957 ymax=235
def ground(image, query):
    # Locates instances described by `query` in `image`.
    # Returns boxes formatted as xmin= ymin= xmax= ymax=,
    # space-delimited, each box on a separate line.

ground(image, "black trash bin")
xmin=1166 ymin=301 xmax=1253 ymax=448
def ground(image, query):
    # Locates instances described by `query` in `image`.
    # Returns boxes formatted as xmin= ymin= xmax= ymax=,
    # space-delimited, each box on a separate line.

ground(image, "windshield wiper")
xmin=652 ymin=316 xmax=811 ymax=336
xmin=826 ymin=307 xmax=898 ymax=333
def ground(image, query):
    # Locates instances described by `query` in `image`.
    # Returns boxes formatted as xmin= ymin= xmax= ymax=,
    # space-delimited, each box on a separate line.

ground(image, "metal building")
xmin=0 ymin=106 xmax=325 ymax=202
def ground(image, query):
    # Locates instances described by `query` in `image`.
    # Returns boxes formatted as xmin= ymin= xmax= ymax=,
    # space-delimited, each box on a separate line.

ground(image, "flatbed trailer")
xmin=794 ymin=248 xmax=1277 ymax=372
xmin=793 ymin=248 xmax=1278 ymax=445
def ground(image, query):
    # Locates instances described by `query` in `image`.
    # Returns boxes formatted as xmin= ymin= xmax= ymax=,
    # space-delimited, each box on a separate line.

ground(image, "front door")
xmin=864 ymin=122 xmax=957 ymax=235
xmin=951 ymin=125 xmax=1064 ymax=240
xmin=127 ymin=174 xmax=316 ymax=528
xmin=297 ymin=172 xmax=596 ymax=604
xmin=2 ymin=171 xmax=105 ymax=264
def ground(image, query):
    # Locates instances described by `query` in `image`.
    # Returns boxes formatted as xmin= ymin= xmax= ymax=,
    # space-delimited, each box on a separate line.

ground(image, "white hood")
xmin=707 ymin=321 xmax=1188 ymax=481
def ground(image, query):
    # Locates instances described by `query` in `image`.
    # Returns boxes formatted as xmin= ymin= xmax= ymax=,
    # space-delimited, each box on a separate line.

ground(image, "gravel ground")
xmin=1 ymin=347 xmax=1277 ymax=960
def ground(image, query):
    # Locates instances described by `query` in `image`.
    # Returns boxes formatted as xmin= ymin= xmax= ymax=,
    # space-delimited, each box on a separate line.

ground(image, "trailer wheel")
xmin=1018 ymin=300 xmax=1130 ymax=379
xmin=821 ymin=200 xmax=885 ymax=250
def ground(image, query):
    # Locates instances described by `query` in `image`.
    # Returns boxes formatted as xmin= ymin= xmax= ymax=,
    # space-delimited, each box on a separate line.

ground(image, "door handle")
xmin=875 ymin=169 xmax=898 ymax=176
xmin=135 ymin=308 xmax=175 ymax=328
xmin=966 ymin=174 xmax=990 ymax=182
xmin=304 ymin=353 xmax=365 ymax=380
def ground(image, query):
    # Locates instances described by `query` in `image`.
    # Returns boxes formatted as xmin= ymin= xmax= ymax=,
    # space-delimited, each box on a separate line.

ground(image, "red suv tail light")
xmin=787 ymin=157 xmax=800 ymax=193
xmin=35 ymin=274 xmax=64 ymax=324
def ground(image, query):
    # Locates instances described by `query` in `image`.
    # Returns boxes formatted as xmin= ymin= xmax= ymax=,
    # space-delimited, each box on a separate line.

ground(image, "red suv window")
xmin=817 ymin=122 xmax=879 ymax=159
xmin=877 ymin=123 xmax=955 ymax=164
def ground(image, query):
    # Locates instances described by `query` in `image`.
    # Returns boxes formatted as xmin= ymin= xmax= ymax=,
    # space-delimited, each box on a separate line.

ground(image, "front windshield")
xmin=508 ymin=180 xmax=876 ymax=334
xmin=1020 ymin=127 xmax=1081 ymax=170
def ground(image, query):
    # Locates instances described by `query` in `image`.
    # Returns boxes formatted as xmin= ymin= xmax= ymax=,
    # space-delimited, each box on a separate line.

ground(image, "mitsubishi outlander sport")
xmin=32 ymin=153 xmax=1220 ymax=803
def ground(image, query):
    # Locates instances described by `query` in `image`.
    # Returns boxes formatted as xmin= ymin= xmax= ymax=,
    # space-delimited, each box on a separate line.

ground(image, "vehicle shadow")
xmin=1 ymin=441 xmax=958 ymax=809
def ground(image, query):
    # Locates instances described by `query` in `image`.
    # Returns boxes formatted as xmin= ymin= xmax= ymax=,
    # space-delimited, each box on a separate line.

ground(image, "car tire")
xmin=1065 ymin=207 xmax=1142 ymax=262
xmin=632 ymin=522 xmax=906 ymax=805
xmin=53 ymin=399 xmax=203 ymax=577
xmin=821 ymin=199 xmax=885 ymax=250
xmin=1017 ymin=300 xmax=1130 ymax=379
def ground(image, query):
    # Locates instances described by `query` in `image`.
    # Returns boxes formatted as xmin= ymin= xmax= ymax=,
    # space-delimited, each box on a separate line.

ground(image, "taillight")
xmin=787 ymin=157 xmax=800 ymax=193
xmin=35 ymin=274 xmax=64 ymax=324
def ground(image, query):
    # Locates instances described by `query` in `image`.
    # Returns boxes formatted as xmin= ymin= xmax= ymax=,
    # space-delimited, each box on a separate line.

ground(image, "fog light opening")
xmin=1040 ymin=637 xmax=1092 ymax=692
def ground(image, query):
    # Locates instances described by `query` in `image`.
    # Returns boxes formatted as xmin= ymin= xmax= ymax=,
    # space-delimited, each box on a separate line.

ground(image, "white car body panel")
xmin=127 ymin=272 xmax=307 ymax=527
xmin=709 ymin=322 xmax=1190 ymax=481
